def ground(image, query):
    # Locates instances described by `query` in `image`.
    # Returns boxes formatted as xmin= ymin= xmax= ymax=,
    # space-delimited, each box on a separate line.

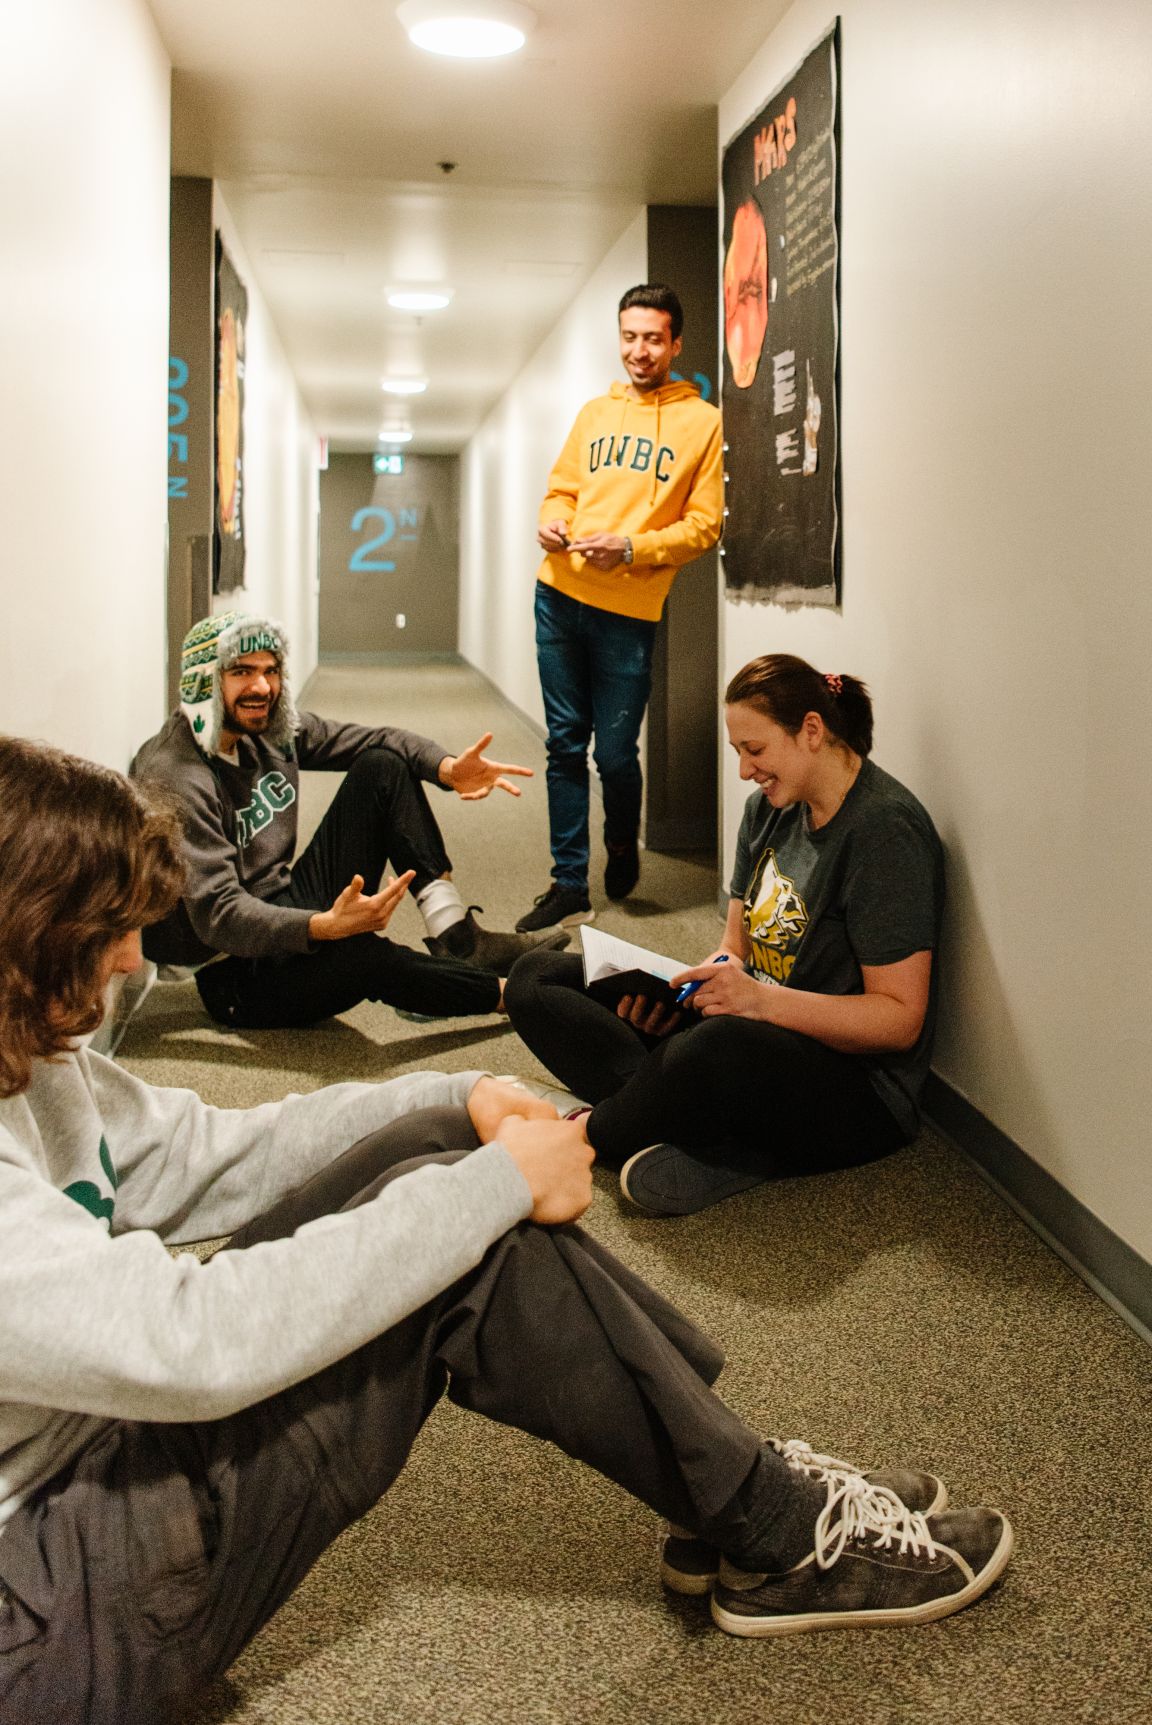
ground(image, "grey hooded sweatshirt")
xmin=0 ymin=1052 xmax=531 ymax=1538
xmin=131 ymin=710 xmax=448 ymax=965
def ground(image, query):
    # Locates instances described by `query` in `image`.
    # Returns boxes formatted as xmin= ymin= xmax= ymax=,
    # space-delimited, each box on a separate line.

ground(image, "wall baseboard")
xmin=461 ymin=657 xmax=548 ymax=746
xmin=460 ymin=657 xmax=610 ymax=805
xmin=924 ymin=1073 xmax=1152 ymax=1348
xmin=320 ymin=651 xmax=464 ymax=667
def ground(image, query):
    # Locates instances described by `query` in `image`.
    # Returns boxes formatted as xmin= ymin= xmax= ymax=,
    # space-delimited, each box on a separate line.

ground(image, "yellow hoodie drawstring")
xmin=653 ymin=390 xmax=662 ymax=503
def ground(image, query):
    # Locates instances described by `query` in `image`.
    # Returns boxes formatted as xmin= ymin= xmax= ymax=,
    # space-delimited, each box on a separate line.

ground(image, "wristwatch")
xmin=621 ymin=538 xmax=634 ymax=566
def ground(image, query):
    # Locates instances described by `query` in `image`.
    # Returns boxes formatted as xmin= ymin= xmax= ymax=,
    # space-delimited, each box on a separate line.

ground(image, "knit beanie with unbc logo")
xmin=179 ymin=611 xmax=298 ymax=757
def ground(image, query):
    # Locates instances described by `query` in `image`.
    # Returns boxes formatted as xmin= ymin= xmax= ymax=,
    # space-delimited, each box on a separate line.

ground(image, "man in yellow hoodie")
xmin=516 ymin=285 xmax=724 ymax=934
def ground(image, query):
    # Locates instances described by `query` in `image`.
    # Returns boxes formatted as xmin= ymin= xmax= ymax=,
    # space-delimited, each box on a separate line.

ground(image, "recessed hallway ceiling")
xmin=148 ymin=0 xmax=789 ymax=451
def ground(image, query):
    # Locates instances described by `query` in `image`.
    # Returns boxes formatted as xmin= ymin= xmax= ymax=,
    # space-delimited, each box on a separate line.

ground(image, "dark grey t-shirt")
xmin=729 ymin=759 xmax=944 ymax=1139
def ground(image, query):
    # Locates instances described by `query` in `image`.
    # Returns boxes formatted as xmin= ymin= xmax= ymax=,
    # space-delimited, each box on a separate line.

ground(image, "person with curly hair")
xmin=0 ymin=734 xmax=1010 ymax=1722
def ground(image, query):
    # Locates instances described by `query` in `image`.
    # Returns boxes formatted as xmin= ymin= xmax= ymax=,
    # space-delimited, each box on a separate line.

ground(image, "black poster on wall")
xmin=214 ymin=235 xmax=247 ymax=594
xmin=720 ymin=24 xmax=840 ymax=607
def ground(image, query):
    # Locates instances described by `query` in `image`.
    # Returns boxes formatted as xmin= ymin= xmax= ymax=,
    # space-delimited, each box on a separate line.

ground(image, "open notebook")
xmin=579 ymin=925 xmax=686 ymax=1011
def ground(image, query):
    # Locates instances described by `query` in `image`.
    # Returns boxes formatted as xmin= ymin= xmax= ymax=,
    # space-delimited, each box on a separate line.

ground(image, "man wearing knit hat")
xmin=131 ymin=611 xmax=566 ymax=1028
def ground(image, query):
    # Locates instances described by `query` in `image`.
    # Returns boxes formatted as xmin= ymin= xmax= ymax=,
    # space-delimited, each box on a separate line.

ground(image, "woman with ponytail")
xmin=505 ymin=653 xmax=944 ymax=1216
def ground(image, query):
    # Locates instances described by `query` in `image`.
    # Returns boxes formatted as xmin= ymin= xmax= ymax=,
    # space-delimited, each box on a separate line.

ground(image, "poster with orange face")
xmin=721 ymin=24 xmax=840 ymax=606
xmin=214 ymin=236 xmax=248 ymax=593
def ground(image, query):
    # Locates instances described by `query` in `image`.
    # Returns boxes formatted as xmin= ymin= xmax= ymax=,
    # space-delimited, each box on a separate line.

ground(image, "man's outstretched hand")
xmin=308 ymin=870 xmax=415 ymax=942
xmin=496 ymin=1115 xmax=595 ymax=1225
xmin=438 ymin=733 xmax=534 ymax=801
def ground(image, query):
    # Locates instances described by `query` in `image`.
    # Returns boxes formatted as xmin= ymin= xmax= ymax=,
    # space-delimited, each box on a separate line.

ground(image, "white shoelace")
xmin=813 ymin=1474 xmax=937 ymax=1572
xmin=770 ymin=1436 xmax=871 ymax=1489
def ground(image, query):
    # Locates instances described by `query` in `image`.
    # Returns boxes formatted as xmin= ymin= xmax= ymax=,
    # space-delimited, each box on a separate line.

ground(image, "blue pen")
xmin=674 ymin=953 xmax=729 ymax=1006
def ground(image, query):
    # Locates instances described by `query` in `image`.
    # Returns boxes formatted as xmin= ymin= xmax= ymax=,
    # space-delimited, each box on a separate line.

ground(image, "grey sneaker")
xmin=660 ymin=1439 xmax=948 ymax=1596
xmin=711 ymin=1477 xmax=1013 ymax=1637
xmin=424 ymin=907 xmax=569 ymax=973
xmin=620 ymin=1143 xmax=766 ymax=1216
xmin=494 ymin=1076 xmax=590 ymax=1116
xmin=515 ymin=884 xmax=595 ymax=933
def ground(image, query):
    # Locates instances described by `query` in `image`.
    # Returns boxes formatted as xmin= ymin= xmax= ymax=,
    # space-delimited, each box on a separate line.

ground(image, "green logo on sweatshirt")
xmin=63 ymin=1136 xmax=119 ymax=1231
xmin=235 ymin=771 xmax=297 ymax=849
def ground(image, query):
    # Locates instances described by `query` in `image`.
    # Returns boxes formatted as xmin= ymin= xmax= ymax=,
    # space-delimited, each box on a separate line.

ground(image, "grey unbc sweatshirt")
xmin=131 ymin=712 xmax=448 ymax=965
xmin=0 ymin=1052 xmax=531 ymax=1537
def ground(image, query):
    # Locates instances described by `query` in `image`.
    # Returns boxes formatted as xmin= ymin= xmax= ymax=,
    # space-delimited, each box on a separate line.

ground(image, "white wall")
xmin=459 ymin=213 xmax=648 ymax=726
xmin=719 ymin=2 xmax=1152 ymax=1257
xmin=213 ymin=190 xmax=321 ymax=687
xmin=0 ymin=0 xmax=171 ymax=768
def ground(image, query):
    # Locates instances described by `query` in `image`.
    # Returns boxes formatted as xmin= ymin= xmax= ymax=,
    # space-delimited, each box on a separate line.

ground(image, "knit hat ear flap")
xmin=179 ymin=611 xmax=298 ymax=757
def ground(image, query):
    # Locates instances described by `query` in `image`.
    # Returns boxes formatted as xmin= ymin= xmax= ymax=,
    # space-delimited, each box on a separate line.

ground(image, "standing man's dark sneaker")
xmin=604 ymin=840 xmax=640 ymax=900
xmin=660 ymin=1438 xmax=948 ymax=1596
xmin=424 ymin=906 xmax=570 ymax=972
xmin=711 ymin=1476 xmax=1013 ymax=1637
xmin=515 ymin=884 xmax=595 ymax=933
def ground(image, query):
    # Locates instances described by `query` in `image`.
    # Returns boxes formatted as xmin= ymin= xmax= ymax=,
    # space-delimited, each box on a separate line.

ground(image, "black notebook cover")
xmin=585 ymin=967 xmax=680 ymax=1012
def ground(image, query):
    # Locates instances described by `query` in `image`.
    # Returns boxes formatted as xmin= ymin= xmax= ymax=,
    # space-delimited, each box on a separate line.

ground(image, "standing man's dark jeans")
xmin=0 ymin=1109 xmax=822 ymax=1725
xmin=534 ymin=583 xmax=657 ymax=891
xmin=195 ymin=748 xmax=500 ymax=1026
xmin=504 ymin=949 xmax=910 ymax=1176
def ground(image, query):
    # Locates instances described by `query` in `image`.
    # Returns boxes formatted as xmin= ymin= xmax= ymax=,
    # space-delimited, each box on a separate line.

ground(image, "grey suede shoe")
xmin=660 ymin=1439 xmax=949 ymax=1596
xmin=619 ymin=1143 xmax=766 ymax=1216
xmin=424 ymin=907 xmax=569 ymax=973
xmin=711 ymin=1480 xmax=1013 ymax=1637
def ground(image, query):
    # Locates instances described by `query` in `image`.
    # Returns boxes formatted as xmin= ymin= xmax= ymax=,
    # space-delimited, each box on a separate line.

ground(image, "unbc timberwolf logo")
xmin=746 ymin=850 xmax=808 ymax=952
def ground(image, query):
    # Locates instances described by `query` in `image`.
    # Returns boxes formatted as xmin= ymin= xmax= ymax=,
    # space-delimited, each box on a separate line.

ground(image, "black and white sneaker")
xmin=711 ymin=1476 xmax=1013 ymax=1637
xmin=660 ymin=1439 xmax=948 ymax=1596
xmin=514 ymin=884 xmax=595 ymax=933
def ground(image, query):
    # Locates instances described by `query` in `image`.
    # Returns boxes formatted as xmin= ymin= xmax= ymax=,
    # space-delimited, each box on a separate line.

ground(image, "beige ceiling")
xmin=149 ymin=0 xmax=789 ymax=451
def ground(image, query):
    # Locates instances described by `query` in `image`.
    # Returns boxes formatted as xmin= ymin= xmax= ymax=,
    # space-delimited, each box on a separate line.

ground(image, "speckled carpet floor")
xmin=119 ymin=661 xmax=1152 ymax=1725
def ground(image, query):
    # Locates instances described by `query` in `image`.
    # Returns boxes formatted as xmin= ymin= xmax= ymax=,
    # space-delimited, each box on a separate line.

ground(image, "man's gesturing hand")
xmin=497 ymin=1115 xmax=594 ymax=1225
xmin=438 ymin=732 xmax=534 ymax=801
xmin=467 ymin=1076 xmax=558 ymax=1143
xmin=308 ymin=870 xmax=415 ymax=942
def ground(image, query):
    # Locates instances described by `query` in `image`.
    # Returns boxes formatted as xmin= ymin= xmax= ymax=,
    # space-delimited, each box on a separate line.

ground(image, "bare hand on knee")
xmin=467 ymin=1076 xmax=558 ymax=1143
xmin=497 ymin=1116 xmax=595 ymax=1225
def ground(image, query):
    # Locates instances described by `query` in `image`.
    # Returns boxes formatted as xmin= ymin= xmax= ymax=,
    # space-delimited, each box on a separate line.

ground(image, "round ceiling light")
xmin=387 ymin=289 xmax=452 ymax=312
xmin=378 ymin=427 xmax=414 ymax=444
xmin=396 ymin=0 xmax=535 ymax=59
xmin=381 ymin=377 xmax=428 ymax=394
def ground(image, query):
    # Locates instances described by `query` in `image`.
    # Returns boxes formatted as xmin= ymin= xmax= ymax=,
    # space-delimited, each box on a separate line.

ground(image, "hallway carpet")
xmin=119 ymin=661 xmax=1152 ymax=1725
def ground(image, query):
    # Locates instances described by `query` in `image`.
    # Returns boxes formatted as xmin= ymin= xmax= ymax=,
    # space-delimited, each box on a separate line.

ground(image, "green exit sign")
xmin=373 ymin=453 xmax=405 ymax=475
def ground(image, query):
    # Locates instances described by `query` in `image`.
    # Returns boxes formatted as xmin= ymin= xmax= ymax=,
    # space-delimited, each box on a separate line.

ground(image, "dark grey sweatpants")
xmin=0 ymin=1107 xmax=819 ymax=1725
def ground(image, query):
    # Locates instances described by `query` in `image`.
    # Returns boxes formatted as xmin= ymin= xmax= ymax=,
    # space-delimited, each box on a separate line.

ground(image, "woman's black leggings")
xmin=504 ymin=949 xmax=908 ymax=1175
